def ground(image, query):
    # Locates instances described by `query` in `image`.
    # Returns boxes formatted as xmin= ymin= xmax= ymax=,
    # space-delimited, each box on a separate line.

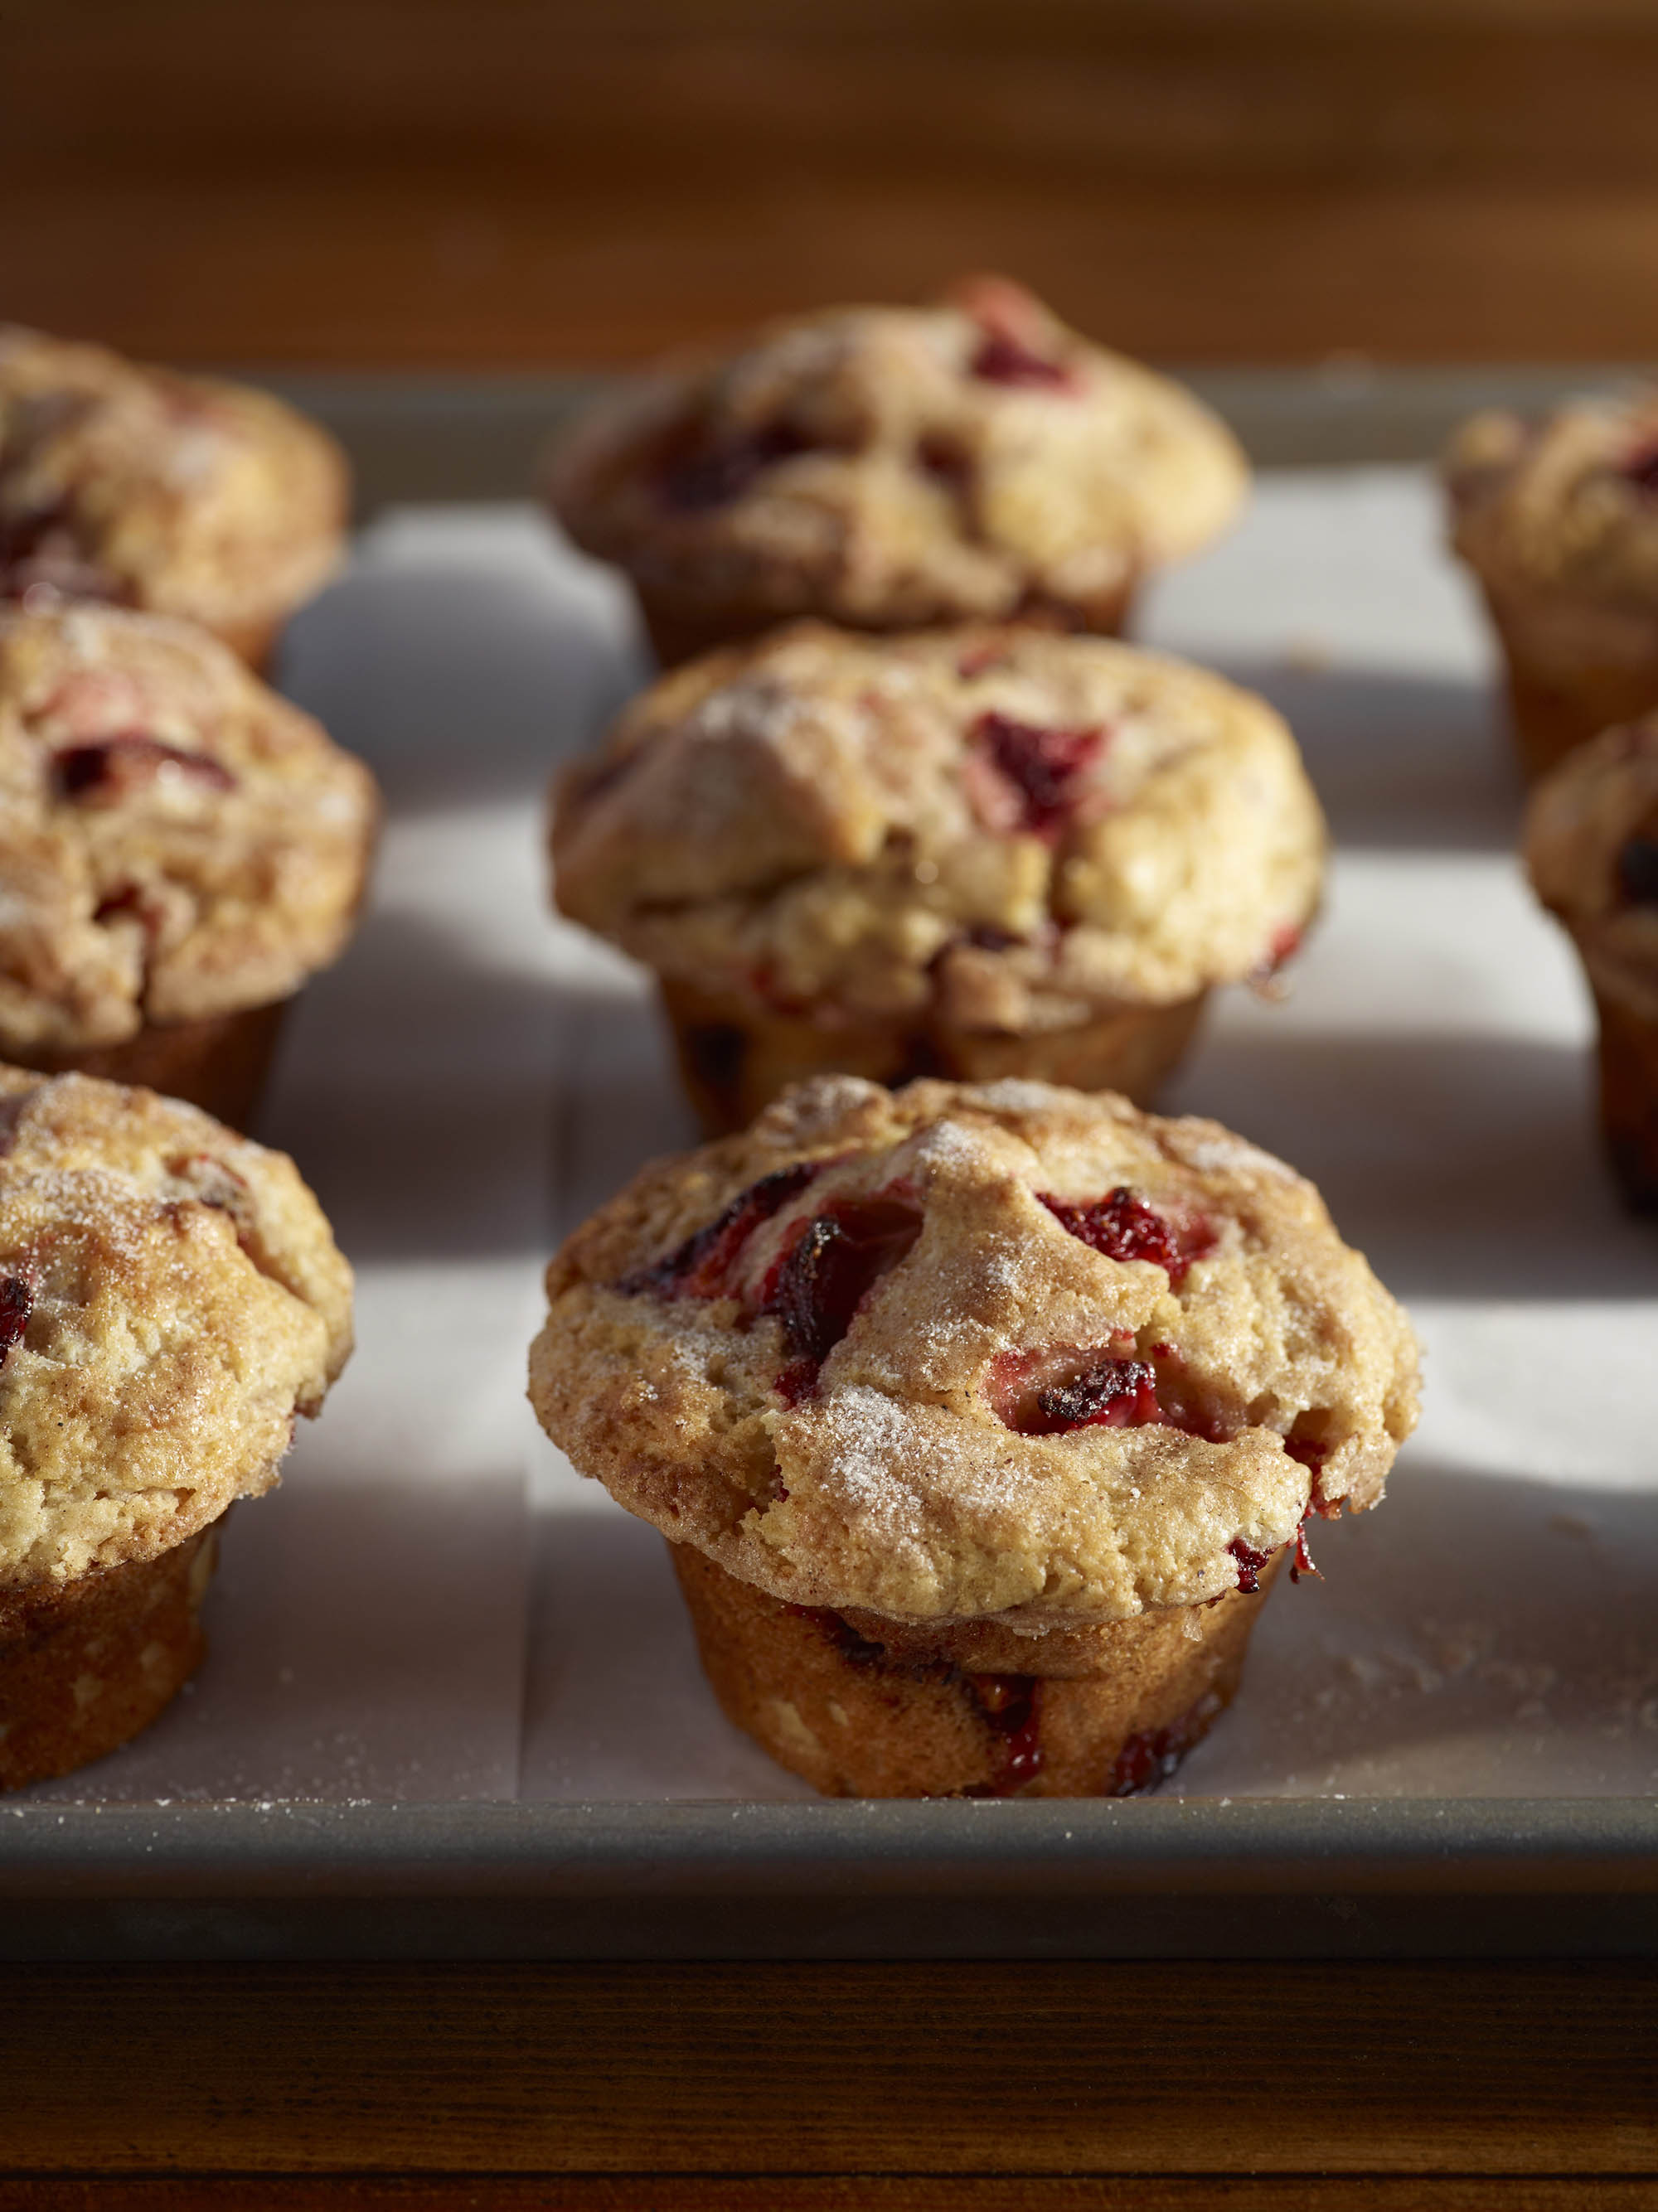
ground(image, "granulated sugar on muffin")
xmin=545 ymin=275 xmax=1247 ymax=665
xmin=0 ymin=601 xmax=379 ymax=1121
xmin=0 ymin=1067 xmax=354 ymax=1788
xmin=0 ymin=324 xmax=347 ymax=668
xmin=530 ymin=1077 xmax=1418 ymax=1797
xmin=553 ymin=621 xmax=1325 ymax=1130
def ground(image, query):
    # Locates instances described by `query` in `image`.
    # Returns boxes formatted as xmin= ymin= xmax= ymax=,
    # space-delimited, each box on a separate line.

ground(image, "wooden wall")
xmin=8 ymin=0 xmax=1658 ymax=366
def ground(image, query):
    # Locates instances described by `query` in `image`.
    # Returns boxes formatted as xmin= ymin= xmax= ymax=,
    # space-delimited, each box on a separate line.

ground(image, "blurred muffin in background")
xmin=0 ymin=326 xmax=348 ymax=670
xmin=551 ymin=621 xmax=1324 ymax=1135
xmin=545 ymin=276 xmax=1248 ymax=667
xmin=528 ymin=1076 xmax=1419 ymax=1798
xmin=0 ymin=603 xmax=380 ymax=1128
xmin=1446 ymin=393 xmax=1658 ymax=782
xmin=0 ymin=1067 xmax=354 ymax=1789
xmin=1525 ymin=714 xmax=1658 ymax=1211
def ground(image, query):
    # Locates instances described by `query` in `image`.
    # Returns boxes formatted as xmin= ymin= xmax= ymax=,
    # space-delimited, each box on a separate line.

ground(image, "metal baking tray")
xmin=3 ymin=369 xmax=1655 ymax=1960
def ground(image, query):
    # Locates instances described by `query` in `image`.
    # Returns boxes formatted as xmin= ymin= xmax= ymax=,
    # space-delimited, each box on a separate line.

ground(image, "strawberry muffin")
xmin=545 ymin=276 xmax=1247 ymax=666
xmin=0 ymin=325 xmax=347 ymax=669
xmin=1445 ymin=393 xmax=1658 ymax=782
xmin=0 ymin=1067 xmax=354 ymax=1788
xmin=552 ymin=622 xmax=1325 ymax=1134
xmin=0 ymin=602 xmax=380 ymax=1126
xmin=1525 ymin=714 xmax=1658 ymax=1208
xmin=529 ymin=1077 xmax=1419 ymax=1798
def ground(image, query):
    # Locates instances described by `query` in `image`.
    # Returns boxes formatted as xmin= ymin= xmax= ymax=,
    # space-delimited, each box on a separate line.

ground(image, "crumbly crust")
xmin=0 ymin=326 xmax=347 ymax=637
xmin=0 ymin=1067 xmax=353 ymax=1587
xmin=554 ymin=622 xmax=1325 ymax=1028
xmin=530 ymin=1077 xmax=1419 ymax=1629
xmin=0 ymin=603 xmax=380 ymax=1055
xmin=1525 ymin=715 xmax=1658 ymax=1018
xmin=1445 ymin=396 xmax=1658 ymax=651
xmin=546 ymin=278 xmax=1247 ymax=632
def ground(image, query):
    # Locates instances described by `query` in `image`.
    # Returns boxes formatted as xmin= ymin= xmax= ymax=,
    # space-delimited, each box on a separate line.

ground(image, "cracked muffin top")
xmin=1525 ymin=715 xmax=1658 ymax=1008
xmin=0 ymin=325 xmax=347 ymax=646
xmin=545 ymin=277 xmax=1247 ymax=635
xmin=1445 ymin=394 xmax=1658 ymax=614
xmin=0 ymin=1068 xmax=353 ymax=1588
xmin=553 ymin=621 xmax=1326 ymax=1030
xmin=0 ymin=603 xmax=380 ymax=1058
xmin=529 ymin=1077 xmax=1419 ymax=1629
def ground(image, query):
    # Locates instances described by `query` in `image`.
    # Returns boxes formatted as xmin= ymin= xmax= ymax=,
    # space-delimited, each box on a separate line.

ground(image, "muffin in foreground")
xmin=0 ymin=602 xmax=380 ymax=1126
xmin=1525 ymin=716 xmax=1658 ymax=1209
xmin=1444 ymin=394 xmax=1658 ymax=782
xmin=545 ymin=275 xmax=1247 ymax=666
xmin=529 ymin=1077 xmax=1419 ymax=1798
xmin=0 ymin=1067 xmax=354 ymax=1788
xmin=0 ymin=325 xmax=347 ymax=669
xmin=553 ymin=622 xmax=1326 ymax=1134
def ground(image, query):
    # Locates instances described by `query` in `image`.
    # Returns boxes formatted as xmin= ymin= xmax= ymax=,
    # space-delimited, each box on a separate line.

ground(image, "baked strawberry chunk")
xmin=1040 ymin=1186 xmax=1214 ymax=1283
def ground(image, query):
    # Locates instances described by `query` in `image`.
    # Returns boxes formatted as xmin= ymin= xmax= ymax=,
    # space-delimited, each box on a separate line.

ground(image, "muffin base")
xmin=1483 ymin=592 xmax=1658 ymax=783
xmin=0 ymin=1517 xmax=222 ymax=1792
xmin=636 ymin=583 xmax=1137 ymax=673
xmin=671 ymin=1541 xmax=1280 ymax=1798
xmin=1593 ymin=983 xmax=1658 ymax=1212
xmin=661 ymin=977 xmax=1207 ymax=1137
xmin=11 ymin=998 xmax=289 ymax=1128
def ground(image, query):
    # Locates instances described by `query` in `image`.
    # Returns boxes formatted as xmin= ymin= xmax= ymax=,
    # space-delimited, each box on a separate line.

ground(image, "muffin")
xmin=0 ymin=602 xmax=380 ymax=1127
xmin=1445 ymin=393 xmax=1658 ymax=782
xmin=1525 ymin=715 xmax=1658 ymax=1209
xmin=552 ymin=622 xmax=1326 ymax=1135
xmin=545 ymin=275 xmax=1247 ymax=666
xmin=528 ymin=1077 xmax=1419 ymax=1798
xmin=0 ymin=325 xmax=347 ymax=669
xmin=0 ymin=1067 xmax=353 ymax=1788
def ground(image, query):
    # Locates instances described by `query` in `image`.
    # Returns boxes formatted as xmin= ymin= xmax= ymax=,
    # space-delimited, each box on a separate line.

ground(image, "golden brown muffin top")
xmin=546 ymin=278 xmax=1247 ymax=632
xmin=530 ymin=1077 xmax=1419 ymax=1630
xmin=554 ymin=622 xmax=1326 ymax=1031
xmin=0 ymin=325 xmax=347 ymax=638
xmin=0 ymin=603 xmax=381 ymax=1057
xmin=1445 ymin=394 xmax=1658 ymax=611
xmin=0 ymin=1068 xmax=353 ymax=1588
xmin=1525 ymin=714 xmax=1658 ymax=1011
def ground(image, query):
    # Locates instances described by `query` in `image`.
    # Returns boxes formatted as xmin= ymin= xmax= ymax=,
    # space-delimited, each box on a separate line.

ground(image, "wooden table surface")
xmin=7 ymin=3 xmax=1658 ymax=2200
xmin=0 ymin=1959 xmax=1655 ymax=2205
xmin=10 ymin=0 xmax=1658 ymax=370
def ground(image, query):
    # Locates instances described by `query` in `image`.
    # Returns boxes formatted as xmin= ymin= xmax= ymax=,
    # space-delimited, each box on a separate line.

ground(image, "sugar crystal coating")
xmin=0 ymin=1067 xmax=353 ymax=1586
xmin=530 ymin=1077 xmax=1419 ymax=1629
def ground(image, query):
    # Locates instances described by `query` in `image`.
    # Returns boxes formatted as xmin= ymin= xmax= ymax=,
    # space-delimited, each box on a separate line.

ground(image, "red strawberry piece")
xmin=759 ymin=1195 xmax=923 ymax=1389
xmin=618 ymin=1164 xmax=820 ymax=1301
xmin=1039 ymin=1186 xmax=1214 ymax=1284
xmin=54 ymin=734 xmax=235 ymax=804
xmin=969 ymin=710 xmax=1105 ymax=839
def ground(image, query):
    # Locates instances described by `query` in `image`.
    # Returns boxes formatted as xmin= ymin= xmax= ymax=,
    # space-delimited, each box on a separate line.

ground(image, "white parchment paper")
xmin=22 ymin=473 xmax=1658 ymax=1803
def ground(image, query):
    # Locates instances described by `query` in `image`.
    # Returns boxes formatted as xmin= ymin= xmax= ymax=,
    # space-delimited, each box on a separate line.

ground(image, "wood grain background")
xmin=10 ymin=0 xmax=1658 ymax=367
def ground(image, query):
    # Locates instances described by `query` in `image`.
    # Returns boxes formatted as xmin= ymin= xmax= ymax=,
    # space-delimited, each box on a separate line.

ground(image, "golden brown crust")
xmin=529 ymin=1077 xmax=1419 ymax=1631
xmin=0 ymin=1067 xmax=353 ymax=1587
xmin=553 ymin=622 xmax=1325 ymax=1032
xmin=546 ymin=278 xmax=1245 ymax=644
xmin=0 ymin=326 xmax=347 ymax=649
xmin=1447 ymin=397 xmax=1658 ymax=613
xmin=0 ymin=603 xmax=380 ymax=1057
